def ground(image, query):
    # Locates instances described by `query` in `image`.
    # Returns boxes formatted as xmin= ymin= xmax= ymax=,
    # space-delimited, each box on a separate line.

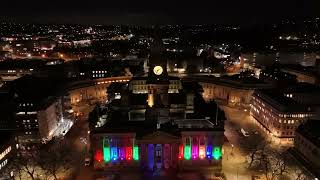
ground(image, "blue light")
xmin=148 ymin=144 xmax=154 ymax=171
xmin=206 ymin=145 xmax=213 ymax=159
xmin=111 ymin=147 xmax=118 ymax=161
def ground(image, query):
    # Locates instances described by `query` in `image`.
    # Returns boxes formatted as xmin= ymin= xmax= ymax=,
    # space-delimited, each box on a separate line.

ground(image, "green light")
xmin=103 ymin=147 xmax=111 ymax=162
xmin=212 ymin=147 xmax=222 ymax=160
xmin=184 ymin=145 xmax=191 ymax=160
xmin=103 ymin=138 xmax=111 ymax=162
xmin=133 ymin=146 xmax=139 ymax=160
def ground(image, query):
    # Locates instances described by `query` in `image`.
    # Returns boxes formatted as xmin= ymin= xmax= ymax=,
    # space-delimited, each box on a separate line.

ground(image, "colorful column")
xmin=103 ymin=138 xmax=111 ymax=162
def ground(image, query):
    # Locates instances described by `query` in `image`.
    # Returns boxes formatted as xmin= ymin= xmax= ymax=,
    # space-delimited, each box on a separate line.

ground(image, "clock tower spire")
xmin=145 ymin=29 xmax=170 ymax=124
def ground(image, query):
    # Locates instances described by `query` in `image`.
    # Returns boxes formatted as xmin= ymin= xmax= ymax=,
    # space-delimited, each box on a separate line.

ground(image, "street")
xmin=221 ymin=105 xmax=313 ymax=180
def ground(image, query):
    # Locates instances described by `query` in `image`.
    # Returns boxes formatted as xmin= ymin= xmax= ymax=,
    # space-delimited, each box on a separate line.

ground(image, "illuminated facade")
xmin=12 ymin=76 xmax=73 ymax=147
xmin=251 ymin=90 xmax=315 ymax=143
xmin=0 ymin=134 xmax=16 ymax=175
xmin=91 ymin=121 xmax=224 ymax=178
xmin=201 ymin=82 xmax=253 ymax=108
xmin=90 ymin=37 xmax=225 ymax=179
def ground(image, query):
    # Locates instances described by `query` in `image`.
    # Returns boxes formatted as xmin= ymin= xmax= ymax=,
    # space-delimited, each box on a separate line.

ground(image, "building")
xmin=250 ymin=89 xmax=316 ymax=143
xmin=0 ymin=133 xmax=16 ymax=177
xmin=11 ymin=75 xmax=73 ymax=147
xmin=90 ymin=36 xmax=226 ymax=179
xmin=0 ymin=59 xmax=45 ymax=83
xmin=0 ymin=90 xmax=16 ymax=131
xmin=196 ymin=74 xmax=270 ymax=109
xmin=294 ymin=120 xmax=320 ymax=177
xmin=259 ymin=64 xmax=297 ymax=87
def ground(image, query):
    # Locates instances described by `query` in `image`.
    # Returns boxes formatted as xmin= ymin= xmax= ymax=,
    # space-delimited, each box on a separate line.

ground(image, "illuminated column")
xmin=119 ymin=142 xmax=125 ymax=161
xmin=95 ymin=149 xmax=103 ymax=162
xmin=103 ymin=138 xmax=111 ymax=162
xmin=111 ymin=139 xmax=118 ymax=161
xmin=163 ymin=144 xmax=170 ymax=169
xmin=212 ymin=147 xmax=222 ymax=161
xmin=133 ymin=145 xmax=139 ymax=161
xmin=184 ymin=137 xmax=191 ymax=160
xmin=192 ymin=137 xmax=199 ymax=160
xmin=206 ymin=145 xmax=212 ymax=159
xmin=178 ymin=144 xmax=184 ymax=160
xmin=126 ymin=146 xmax=133 ymax=160
xmin=199 ymin=137 xmax=206 ymax=159
xmin=148 ymin=144 xmax=154 ymax=170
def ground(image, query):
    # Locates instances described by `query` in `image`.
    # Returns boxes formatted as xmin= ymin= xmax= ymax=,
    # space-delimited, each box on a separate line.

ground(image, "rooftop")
xmin=296 ymin=120 xmax=320 ymax=147
xmin=254 ymin=89 xmax=313 ymax=113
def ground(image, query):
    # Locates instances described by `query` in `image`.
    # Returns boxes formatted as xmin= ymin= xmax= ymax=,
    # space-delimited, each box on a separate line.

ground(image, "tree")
xmin=38 ymin=140 xmax=77 ymax=180
xmin=259 ymin=151 xmax=289 ymax=180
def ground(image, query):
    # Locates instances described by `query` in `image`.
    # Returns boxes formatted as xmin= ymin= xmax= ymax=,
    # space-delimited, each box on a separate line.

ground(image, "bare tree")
xmin=246 ymin=138 xmax=268 ymax=168
xmin=38 ymin=140 xmax=77 ymax=180
xmin=292 ymin=168 xmax=308 ymax=180
xmin=259 ymin=151 xmax=289 ymax=180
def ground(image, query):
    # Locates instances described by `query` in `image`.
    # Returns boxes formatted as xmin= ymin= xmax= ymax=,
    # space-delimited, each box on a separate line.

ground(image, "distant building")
xmin=251 ymin=89 xmax=316 ymax=143
xmin=281 ymin=65 xmax=319 ymax=85
xmin=188 ymin=74 xmax=271 ymax=109
xmin=294 ymin=120 xmax=320 ymax=177
xmin=260 ymin=65 xmax=297 ymax=87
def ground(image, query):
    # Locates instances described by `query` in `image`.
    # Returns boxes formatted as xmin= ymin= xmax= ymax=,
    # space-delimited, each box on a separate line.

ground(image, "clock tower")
xmin=145 ymin=34 xmax=170 ymax=124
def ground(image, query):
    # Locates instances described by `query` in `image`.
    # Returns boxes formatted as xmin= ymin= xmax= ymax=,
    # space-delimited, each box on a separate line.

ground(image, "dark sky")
xmin=0 ymin=0 xmax=319 ymax=24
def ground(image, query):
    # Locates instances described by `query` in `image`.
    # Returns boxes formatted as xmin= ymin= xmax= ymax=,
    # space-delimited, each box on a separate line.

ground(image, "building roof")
xmin=11 ymin=75 xmax=67 ymax=109
xmin=296 ymin=120 xmax=320 ymax=147
xmin=254 ymin=89 xmax=313 ymax=113
xmin=0 ymin=131 xmax=13 ymax=147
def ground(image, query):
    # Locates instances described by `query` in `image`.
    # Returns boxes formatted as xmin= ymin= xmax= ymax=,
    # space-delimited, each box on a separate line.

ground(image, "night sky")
xmin=1 ymin=0 xmax=320 ymax=24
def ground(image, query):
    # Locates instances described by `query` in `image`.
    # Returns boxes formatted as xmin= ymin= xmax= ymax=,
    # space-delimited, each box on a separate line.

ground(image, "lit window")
xmin=16 ymin=112 xmax=25 ymax=115
xmin=27 ymin=112 xmax=36 ymax=115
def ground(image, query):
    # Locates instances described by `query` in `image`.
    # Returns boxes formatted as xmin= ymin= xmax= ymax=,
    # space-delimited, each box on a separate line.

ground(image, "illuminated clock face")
xmin=153 ymin=66 xmax=163 ymax=75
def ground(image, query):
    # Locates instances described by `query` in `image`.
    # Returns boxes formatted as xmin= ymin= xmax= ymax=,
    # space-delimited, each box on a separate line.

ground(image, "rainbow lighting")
xmin=133 ymin=146 xmax=139 ymax=160
xmin=178 ymin=145 xmax=184 ymax=160
xmin=119 ymin=147 xmax=125 ymax=160
xmin=103 ymin=139 xmax=111 ymax=162
xmin=212 ymin=147 xmax=222 ymax=160
xmin=206 ymin=145 xmax=212 ymax=159
xmin=111 ymin=147 xmax=118 ymax=161
xmin=126 ymin=146 xmax=133 ymax=160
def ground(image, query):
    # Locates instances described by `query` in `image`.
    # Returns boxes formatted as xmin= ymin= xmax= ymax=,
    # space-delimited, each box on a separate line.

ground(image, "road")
xmin=69 ymin=104 xmax=95 ymax=180
xmin=221 ymin=105 xmax=314 ymax=180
